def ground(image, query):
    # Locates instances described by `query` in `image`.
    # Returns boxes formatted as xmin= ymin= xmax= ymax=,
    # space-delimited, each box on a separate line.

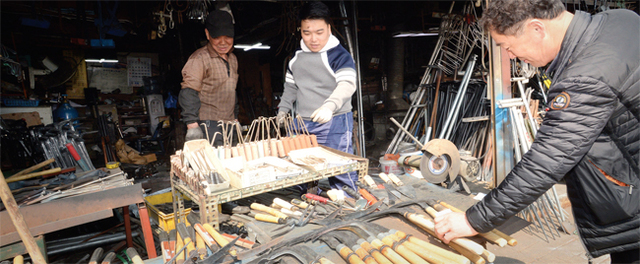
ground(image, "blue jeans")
xmin=292 ymin=112 xmax=358 ymax=193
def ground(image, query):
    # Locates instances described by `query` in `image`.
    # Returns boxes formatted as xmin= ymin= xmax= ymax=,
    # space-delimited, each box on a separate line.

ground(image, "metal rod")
xmin=390 ymin=117 xmax=424 ymax=149
xmin=352 ymin=0 xmax=366 ymax=158
xmin=439 ymin=55 xmax=477 ymax=139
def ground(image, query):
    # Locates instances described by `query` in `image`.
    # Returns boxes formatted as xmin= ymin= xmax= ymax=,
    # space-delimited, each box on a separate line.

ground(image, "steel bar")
xmin=439 ymin=55 xmax=477 ymax=140
xmin=352 ymin=0 xmax=366 ymax=158
xmin=46 ymin=231 xmax=140 ymax=255
xmin=390 ymin=118 xmax=424 ymax=149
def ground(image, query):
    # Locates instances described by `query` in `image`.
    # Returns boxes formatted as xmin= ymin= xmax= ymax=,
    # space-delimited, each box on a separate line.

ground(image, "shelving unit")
xmin=170 ymin=146 xmax=369 ymax=229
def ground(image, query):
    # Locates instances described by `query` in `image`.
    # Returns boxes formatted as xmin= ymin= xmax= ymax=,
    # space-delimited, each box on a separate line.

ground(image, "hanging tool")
xmin=177 ymin=223 xmax=197 ymax=262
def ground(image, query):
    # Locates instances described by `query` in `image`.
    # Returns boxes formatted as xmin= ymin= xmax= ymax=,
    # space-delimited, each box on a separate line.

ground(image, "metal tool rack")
xmin=170 ymin=146 xmax=368 ymax=229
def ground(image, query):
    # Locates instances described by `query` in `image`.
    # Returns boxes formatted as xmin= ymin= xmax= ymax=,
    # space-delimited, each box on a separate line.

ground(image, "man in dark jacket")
xmin=434 ymin=0 xmax=639 ymax=262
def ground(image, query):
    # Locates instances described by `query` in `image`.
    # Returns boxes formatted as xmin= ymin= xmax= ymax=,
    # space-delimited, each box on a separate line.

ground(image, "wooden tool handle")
xmin=255 ymin=213 xmax=284 ymax=224
xmin=251 ymin=203 xmax=289 ymax=219
xmin=6 ymin=168 xmax=62 ymax=183
xmin=269 ymin=139 xmax=278 ymax=157
xmin=100 ymin=252 xmax=116 ymax=264
xmin=10 ymin=158 xmax=54 ymax=178
xmin=358 ymin=189 xmax=378 ymax=205
xmin=481 ymin=249 xmax=495 ymax=263
xmin=276 ymin=140 xmax=286 ymax=157
xmin=491 ymin=229 xmax=517 ymax=246
xmin=309 ymin=134 xmax=319 ymax=147
xmin=448 ymin=242 xmax=485 ymax=264
xmin=293 ymin=136 xmax=303 ymax=150
xmin=405 ymin=213 xmax=484 ymax=255
xmin=393 ymin=230 xmax=470 ymax=264
xmin=195 ymin=232 xmax=206 ymax=259
xmin=203 ymin=223 xmax=237 ymax=256
xmin=363 ymin=175 xmax=377 ymax=187
xmin=243 ymin=144 xmax=253 ymax=161
xmin=436 ymin=202 xmax=508 ymax=247
xmin=89 ymin=247 xmax=104 ymax=264
xmin=193 ymin=224 xmax=216 ymax=248
xmin=358 ymin=239 xmax=393 ymax=264
xmin=316 ymin=257 xmax=336 ymax=264
xmin=282 ymin=137 xmax=292 ymax=155
xmin=126 ymin=247 xmax=145 ymax=264
xmin=13 ymin=255 xmax=23 ymax=264
xmin=337 ymin=244 xmax=366 ymax=264
xmin=273 ymin=197 xmax=296 ymax=210
xmin=387 ymin=173 xmax=404 ymax=186
xmin=250 ymin=143 xmax=259 ymax=160
xmin=378 ymin=173 xmax=392 ymax=184
xmin=368 ymin=239 xmax=410 ymax=264
xmin=379 ymin=235 xmax=428 ymax=264
xmin=0 ymin=171 xmax=47 ymax=264
xmin=176 ymin=232 xmax=185 ymax=264
xmin=291 ymin=198 xmax=309 ymax=209
xmin=352 ymin=245 xmax=377 ymax=264
xmin=237 ymin=145 xmax=247 ymax=161
xmin=231 ymin=147 xmax=239 ymax=158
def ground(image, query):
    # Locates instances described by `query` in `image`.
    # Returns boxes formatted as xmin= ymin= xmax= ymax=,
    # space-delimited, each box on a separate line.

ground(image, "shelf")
xmin=170 ymin=146 xmax=369 ymax=229
xmin=120 ymin=115 xmax=148 ymax=119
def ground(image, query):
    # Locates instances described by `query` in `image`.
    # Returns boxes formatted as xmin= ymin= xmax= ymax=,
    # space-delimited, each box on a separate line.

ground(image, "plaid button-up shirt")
xmin=181 ymin=44 xmax=238 ymax=121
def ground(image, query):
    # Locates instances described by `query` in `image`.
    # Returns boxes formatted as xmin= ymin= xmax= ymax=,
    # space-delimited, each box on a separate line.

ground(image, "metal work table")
xmin=170 ymin=146 xmax=369 ymax=229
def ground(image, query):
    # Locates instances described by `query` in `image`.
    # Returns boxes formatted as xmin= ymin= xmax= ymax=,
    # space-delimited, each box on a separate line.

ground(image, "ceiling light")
xmin=234 ymin=43 xmax=270 ymax=51
xmin=393 ymin=32 xmax=439 ymax=38
xmin=85 ymin=58 xmax=119 ymax=63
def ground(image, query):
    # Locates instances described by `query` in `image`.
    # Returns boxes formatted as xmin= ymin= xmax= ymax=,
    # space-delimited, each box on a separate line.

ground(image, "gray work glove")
xmin=185 ymin=124 xmax=204 ymax=141
xmin=276 ymin=111 xmax=287 ymax=125
xmin=310 ymin=105 xmax=333 ymax=124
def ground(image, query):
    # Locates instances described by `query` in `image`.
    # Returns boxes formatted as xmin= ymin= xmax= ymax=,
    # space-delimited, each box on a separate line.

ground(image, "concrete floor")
xmin=486 ymin=183 xmax=610 ymax=264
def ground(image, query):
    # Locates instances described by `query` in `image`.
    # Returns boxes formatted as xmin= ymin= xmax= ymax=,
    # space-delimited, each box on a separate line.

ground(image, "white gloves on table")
xmin=310 ymin=105 xmax=333 ymax=124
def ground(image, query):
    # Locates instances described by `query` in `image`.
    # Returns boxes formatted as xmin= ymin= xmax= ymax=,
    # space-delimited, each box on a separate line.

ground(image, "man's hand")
xmin=434 ymin=211 xmax=478 ymax=244
xmin=185 ymin=123 xmax=204 ymax=141
xmin=276 ymin=111 xmax=287 ymax=125
xmin=310 ymin=106 xmax=332 ymax=124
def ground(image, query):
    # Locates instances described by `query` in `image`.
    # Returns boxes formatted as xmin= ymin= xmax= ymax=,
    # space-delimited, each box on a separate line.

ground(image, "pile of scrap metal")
xmin=1 ymin=118 xmax=95 ymax=175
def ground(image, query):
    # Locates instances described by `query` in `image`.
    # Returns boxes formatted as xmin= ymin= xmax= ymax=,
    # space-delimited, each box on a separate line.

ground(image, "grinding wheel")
xmin=420 ymin=139 xmax=460 ymax=183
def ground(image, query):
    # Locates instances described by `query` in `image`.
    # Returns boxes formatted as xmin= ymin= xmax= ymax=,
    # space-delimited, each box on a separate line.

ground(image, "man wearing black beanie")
xmin=180 ymin=10 xmax=238 ymax=146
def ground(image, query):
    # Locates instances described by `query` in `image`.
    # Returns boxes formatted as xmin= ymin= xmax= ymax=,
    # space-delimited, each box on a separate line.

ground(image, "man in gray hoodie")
xmin=277 ymin=2 xmax=358 ymax=192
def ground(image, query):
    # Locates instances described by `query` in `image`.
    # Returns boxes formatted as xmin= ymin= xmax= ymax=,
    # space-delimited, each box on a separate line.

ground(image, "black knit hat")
xmin=206 ymin=10 xmax=234 ymax=38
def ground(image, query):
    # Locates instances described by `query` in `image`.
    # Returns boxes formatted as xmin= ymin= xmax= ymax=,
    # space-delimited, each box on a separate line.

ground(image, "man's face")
xmin=491 ymin=22 xmax=551 ymax=67
xmin=206 ymin=29 xmax=234 ymax=55
xmin=300 ymin=19 xmax=331 ymax=52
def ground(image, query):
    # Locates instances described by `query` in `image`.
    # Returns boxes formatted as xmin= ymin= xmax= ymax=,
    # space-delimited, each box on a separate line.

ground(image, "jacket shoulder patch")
xmin=550 ymin=92 xmax=571 ymax=110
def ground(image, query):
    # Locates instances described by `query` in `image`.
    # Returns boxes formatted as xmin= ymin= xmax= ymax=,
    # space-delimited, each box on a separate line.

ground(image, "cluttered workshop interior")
xmin=1 ymin=1 xmax=637 ymax=264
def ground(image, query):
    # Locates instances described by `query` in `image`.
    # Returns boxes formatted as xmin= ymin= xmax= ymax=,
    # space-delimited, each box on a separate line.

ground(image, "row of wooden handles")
xmin=219 ymin=134 xmax=319 ymax=162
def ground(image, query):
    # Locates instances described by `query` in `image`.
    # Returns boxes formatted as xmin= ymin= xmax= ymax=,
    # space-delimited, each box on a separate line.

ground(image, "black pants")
xmin=200 ymin=120 xmax=237 ymax=147
xmin=611 ymin=248 xmax=640 ymax=264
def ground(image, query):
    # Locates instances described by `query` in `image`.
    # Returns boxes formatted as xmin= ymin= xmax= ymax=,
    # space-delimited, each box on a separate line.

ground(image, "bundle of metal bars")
xmin=386 ymin=1 xmax=485 ymax=156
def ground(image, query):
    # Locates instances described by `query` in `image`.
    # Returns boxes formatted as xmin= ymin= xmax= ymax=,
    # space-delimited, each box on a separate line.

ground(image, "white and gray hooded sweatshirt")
xmin=278 ymin=35 xmax=356 ymax=119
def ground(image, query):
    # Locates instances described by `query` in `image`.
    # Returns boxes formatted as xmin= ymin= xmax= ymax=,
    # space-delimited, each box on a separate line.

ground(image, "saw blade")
xmin=420 ymin=139 xmax=460 ymax=183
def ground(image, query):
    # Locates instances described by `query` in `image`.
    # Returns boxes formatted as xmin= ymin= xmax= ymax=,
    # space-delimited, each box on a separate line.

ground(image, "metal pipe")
xmin=439 ymin=55 xmax=477 ymax=139
xmin=352 ymin=0 xmax=366 ymax=158
xmin=389 ymin=118 xmax=424 ymax=149
xmin=46 ymin=231 xmax=140 ymax=255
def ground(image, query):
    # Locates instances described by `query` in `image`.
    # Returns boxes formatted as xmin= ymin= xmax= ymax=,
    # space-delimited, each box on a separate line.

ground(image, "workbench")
xmin=0 ymin=170 xmax=157 ymax=261
xmin=170 ymin=146 xmax=369 ymax=229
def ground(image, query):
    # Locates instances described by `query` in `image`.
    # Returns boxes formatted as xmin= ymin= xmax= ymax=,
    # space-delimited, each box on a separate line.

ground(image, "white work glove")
xmin=310 ymin=105 xmax=333 ymax=124
xmin=276 ymin=111 xmax=287 ymax=125
xmin=185 ymin=123 xmax=204 ymax=141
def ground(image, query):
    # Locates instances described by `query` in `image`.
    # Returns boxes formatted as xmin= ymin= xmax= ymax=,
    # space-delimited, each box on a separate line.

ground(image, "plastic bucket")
xmin=379 ymin=157 xmax=403 ymax=175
